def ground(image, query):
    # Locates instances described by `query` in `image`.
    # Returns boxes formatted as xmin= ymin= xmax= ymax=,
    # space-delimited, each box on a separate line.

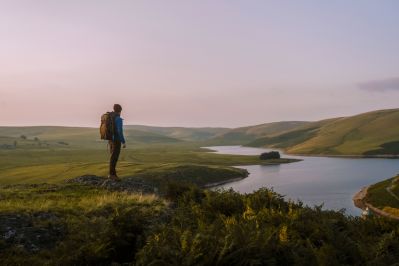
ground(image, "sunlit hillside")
xmin=246 ymin=108 xmax=399 ymax=155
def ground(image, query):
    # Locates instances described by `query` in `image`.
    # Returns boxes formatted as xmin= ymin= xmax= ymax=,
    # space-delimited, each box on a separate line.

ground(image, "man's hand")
xmin=122 ymin=143 xmax=126 ymax=149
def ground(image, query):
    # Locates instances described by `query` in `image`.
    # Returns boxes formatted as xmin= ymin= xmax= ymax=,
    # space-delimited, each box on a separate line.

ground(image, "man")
xmin=109 ymin=104 xmax=126 ymax=181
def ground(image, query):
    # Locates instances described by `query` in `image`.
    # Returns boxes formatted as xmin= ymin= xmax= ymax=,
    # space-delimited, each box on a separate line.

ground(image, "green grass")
xmin=0 ymin=183 xmax=161 ymax=213
xmin=366 ymin=175 xmax=399 ymax=216
xmin=209 ymin=121 xmax=309 ymax=145
xmin=2 ymin=183 xmax=399 ymax=265
xmin=125 ymin=125 xmax=229 ymax=141
xmin=0 ymin=125 xmax=227 ymax=149
xmin=0 ymin=183 xmax=167 ymax=265
xmin=133 ymin=164 xmax=249 ymax=187
xmin=0 ymin=142 xmax=298 ymax=185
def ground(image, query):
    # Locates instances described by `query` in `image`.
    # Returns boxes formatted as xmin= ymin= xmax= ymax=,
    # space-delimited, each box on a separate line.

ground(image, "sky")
xmin=1 ymin=0 xmax=399 ymax=128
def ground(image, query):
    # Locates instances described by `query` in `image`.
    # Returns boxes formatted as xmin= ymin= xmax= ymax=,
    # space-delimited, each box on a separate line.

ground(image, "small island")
xmin=259 ymin=151 xmax=281 ymax=160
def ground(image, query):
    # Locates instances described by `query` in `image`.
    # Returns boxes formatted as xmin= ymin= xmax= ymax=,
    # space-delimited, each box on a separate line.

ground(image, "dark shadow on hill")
xmin=363 ymin=141 xmax=399 ymax=156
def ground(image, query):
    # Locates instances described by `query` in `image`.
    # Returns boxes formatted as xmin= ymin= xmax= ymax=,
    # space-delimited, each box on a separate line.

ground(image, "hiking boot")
xmin=108 ymin=174 xmax=121 ymax=181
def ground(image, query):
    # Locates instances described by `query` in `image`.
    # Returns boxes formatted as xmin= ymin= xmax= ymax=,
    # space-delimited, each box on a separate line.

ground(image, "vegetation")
xmin=1 ymin=184 xmax=399 ymax=265
xmin=366 ymin=175 xmax=399 ymax=217
xmin=260 ymin=151 xmax=281 ymax=160
xmin=0 ymin=141 xmax=299 ymax=185
xmin=1 ymin=109 xmax=399 ymax=264
xmin=0 ymin=183 xmax=167 ymax=265
xmin=364 ymin=141 xmax=399 ymax=155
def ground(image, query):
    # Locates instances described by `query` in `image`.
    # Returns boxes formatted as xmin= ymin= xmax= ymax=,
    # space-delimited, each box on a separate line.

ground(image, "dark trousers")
xmin=109 ymin=140 xmax=121 ymax=176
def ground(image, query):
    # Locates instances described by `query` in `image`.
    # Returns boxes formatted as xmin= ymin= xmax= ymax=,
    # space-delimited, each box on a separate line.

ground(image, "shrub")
xmin=259 ymin=151 xmax=280 ymax=160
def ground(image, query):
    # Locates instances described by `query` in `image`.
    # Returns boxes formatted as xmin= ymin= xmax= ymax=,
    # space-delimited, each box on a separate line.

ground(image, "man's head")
xmin=113 ymin=104 xmax=122 ymax=114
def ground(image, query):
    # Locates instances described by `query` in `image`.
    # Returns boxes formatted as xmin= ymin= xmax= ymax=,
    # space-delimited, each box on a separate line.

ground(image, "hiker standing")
xmin=100 ymin=104 xmax=126 ymax=181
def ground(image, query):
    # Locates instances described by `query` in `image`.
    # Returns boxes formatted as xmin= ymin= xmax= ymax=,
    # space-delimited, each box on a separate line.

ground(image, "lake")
xmin=205 ymin=146 xmax=399 ymax=216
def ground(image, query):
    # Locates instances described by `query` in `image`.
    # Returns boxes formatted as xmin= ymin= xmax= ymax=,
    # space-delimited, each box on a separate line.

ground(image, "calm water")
xmin=205 ymin=146 xmax=399 ymax=216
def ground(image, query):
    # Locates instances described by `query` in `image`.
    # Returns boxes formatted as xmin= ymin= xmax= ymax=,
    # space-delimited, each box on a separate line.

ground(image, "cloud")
xmin=358 ymin=77 xmax=399 ymax=92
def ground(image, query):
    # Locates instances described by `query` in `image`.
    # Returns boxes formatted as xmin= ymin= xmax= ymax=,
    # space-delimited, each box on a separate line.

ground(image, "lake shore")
xmin=206 ymin=145 xmax=399 ymax=216
xmin=204 ymin=177 xmax=246 ymax=188
xmin=289 ymin=153 xmax=399 ymax=159
xmin=203 ymin=158 xmax=301 ymax=188
xmin=353 ymin=186 xmax=399 ymax=220
xmin=353 ymin=186 xmax=369 ymax=210
xmin=240 ymin=145 xmax=399 ymax=159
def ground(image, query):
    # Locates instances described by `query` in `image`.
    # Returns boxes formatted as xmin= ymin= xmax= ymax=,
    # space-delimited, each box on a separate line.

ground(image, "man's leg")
xmin=109 ymin=140 xmax=121 ymax=177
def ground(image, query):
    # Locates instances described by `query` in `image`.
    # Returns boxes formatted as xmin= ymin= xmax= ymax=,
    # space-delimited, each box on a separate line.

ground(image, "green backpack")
xmin=100 ymin=112 xmax=116 ymax=140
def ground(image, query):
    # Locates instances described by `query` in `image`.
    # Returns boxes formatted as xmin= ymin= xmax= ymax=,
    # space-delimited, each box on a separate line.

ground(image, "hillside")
xmin=2 ymin=108 xmax=399 ymax=155
xmin=0 ymin=125 xmax=230 ymax=149
xmin=209 ymin=121 xmax=309 ymax=145
xmin=246 ymin=109 xmax=399 ymax=155
xmin=0 ymin=126 xmax=183 ymax=149
xmin=124 ymin=125 xmax=229 ymax=141
xmin=2 ymin=182 xmax=399 ymax=265
xmin=365 ymin=175 xmax=399 ymax=217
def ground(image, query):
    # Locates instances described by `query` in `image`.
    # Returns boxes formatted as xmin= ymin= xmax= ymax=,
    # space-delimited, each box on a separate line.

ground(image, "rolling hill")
xmin=124 ymin=125 xmax=229 ymax=141
xmin=208 ymin=121 xmax=309 ymax=145
xmin=0 ymin=125 xmax=229 ymax=149
xmin=245 ymin=108 xmax=399 ymax=155
xmin=2 ymin=108 xmax=399 ymax=155
xmin=0 ymin=126 xmax=183 ymax=149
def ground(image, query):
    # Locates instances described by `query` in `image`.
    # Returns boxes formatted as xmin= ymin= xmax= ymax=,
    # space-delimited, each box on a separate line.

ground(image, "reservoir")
xmin=206 ymin=146 xmax=399 ymax=216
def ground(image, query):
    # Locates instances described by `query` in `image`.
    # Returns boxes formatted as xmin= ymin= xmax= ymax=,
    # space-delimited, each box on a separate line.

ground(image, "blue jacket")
xmin=113 ymin=115 xmax=126 ymax=144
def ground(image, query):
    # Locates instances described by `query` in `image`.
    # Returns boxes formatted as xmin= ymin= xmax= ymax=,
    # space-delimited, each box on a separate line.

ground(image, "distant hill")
xmin=208 ymin=121 xmax=309 ymax=145
xmin=2 ymin=108 xmax=399 ymax=155
xmin=246 ymin=109 xmax=399 ymax=155
xmin=0 ymin=125 xmax=229 ymax=149
xmin=0 ymin=126 xmax=183 ymax=149
xmin=124 ymin=125 xmax=229 ymax=141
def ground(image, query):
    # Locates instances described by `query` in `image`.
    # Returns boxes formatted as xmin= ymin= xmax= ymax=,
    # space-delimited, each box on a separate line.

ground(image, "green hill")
xmin=209 ymin=121 xmax=309 ymax=145
xmin=0 ymin=125 xmax=231 ymax=149
xmin=125 ymin=125 xmax=229 ymax=141
xmin=2 ymin=108 xmax=399 ymax=155
xmin=0 ymin=126 xmax=182 ymax=149
xmin=366 ymin=175 xmax=399 ymax=217
xmin=246 ymin=109 xmax=399 ymax=155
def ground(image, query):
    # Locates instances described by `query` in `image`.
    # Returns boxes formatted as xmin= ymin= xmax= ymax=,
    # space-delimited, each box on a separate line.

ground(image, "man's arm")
xmin=116 ymin=117 xmax=126 ymax=146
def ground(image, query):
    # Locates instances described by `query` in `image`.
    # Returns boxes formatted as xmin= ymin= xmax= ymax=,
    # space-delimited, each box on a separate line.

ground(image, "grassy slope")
xmin=3 ymin=182 xmax=399 ymax=265
xmin=125 ymin=125 xmax=229 ymax=141
xmin=247 ymin=109 xmax=399 ymax=155
xmin=0 ymin=126 xmax=182 ymax=149
xmin=0 ymin=183 xmax=167 ymax=264
xmin=208 ymin=121 xmax=309 ymax=145
xmin=366 ymin=175 xmax=399 ymax=216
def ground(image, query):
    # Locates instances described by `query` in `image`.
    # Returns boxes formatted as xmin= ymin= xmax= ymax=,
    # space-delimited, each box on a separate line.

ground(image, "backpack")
xmin=100 ymin=112 xmax=116 ymax=140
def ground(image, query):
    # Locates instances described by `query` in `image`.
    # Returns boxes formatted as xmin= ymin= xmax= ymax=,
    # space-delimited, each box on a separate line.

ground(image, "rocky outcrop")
xmin=353 ymin=186 xmax=368 ymax=210
xmin=0 ymin=212 xmax=65 ymax=253
xmin=66 ymin=175 xmax=156 ymax=194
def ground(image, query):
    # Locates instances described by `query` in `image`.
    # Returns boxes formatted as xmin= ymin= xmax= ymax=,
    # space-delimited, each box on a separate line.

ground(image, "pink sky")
xmin=1 ymin=1 xmax=399 ymax=127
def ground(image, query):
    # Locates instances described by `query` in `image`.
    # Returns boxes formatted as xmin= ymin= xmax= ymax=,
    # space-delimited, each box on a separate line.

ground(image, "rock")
xmin=0 ymin=212 xmax=65 ymax=253
xmin=66 ymin=174 xmax=105 ymax=186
